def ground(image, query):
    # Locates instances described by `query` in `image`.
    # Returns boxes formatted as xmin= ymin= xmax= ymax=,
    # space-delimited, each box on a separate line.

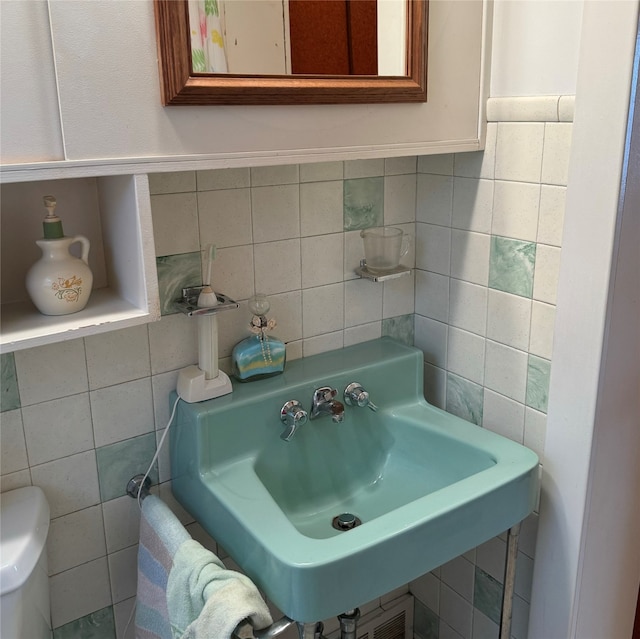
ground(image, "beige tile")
xmin=385 ymin=156 xmax=417 ymax=175
xmin=537 ymin=185 xmax=566 ymax=247
xmin=102 ymin=494 xmax=142 ymax=553
xmin=384 ymin=174 xmax=417 ymax=225
xmin=302 ymin=283 xmax=344 ymax=337
xmin=0 ymin=410 xmax=28 ymax=474
xmin=447 ymin=327 xmax=486 ymax=385
xmin=344 ymin=158 xmax=384 ymax=178
xmin=300 ymin=181 xmax=343 ymax=236
xmin=418 ymin=153 xmax=454 ymax=175
xmin=449 ymin=280 xmax=488 ymax=336
xmin=416 ymin=174 xmax=453 ymax=226
xmin=382 ymin=271 xmax=415 ymax=319
xmin=529 ymin=300 xmax=556 ymax=360
xmin=414 ymin=315 xmax=448 ymax=368
xmin=484 ymin=340 xmax=528 ymax=402
xmin=150 ymin=192 xmax=200 ymax=256
xmin=542 ymin=122 xmax=573 ymax=186
xmin=416 ymin=223 xmax=451 ymax=275
xmin=524 ymin=407 xmax=547 ymax=462
xmin=495 ymin=122 xmax=544 ymax=183
xmin=452 ymin=177 xmax=494 ymax=234
xmin=251 ymin=185 xmax=300 ymax=242
xmin=251 ymin=164 xmax=299 ymax=186
xmin=148 ymin=171 xmax=196 ymax=195
xmin=450 ymin=229 xmax=490 ymax=286
xmin=196 ymin=167 xmax=250 ymax=190
xmin=344 ymin=279 xmax=383 ymax=328
xmin=415 ymin=269 xmax=449 ymax=322
xmin=482 ymin=389 xmax=525 ymax=444
xmin=254 ymin=239 xmax=302 ymax=295
xmin=299 ymin=161 xmax=343 ymax=183
xmin=344 ymin=321 xmax=382 ymax=347
xmin=533 ymin=244 xmax=561 ymax=304
xmin=108 ymin=545 xmax=138 ymax=604
xmin=207 ymin=244 xmax=255 ymax=301
xmin=492 ymin=181 xmax=541 ymax=242
xmin=454 ymin=122 xmax=497 ymax=179
xmin=303 ymin=331 xmax=344 ymax=357
xmin=301 ymin=234 xmax=344 ymax=288
xmin=197 ymin=188 xmax=252 ymax=248
xmin=486 ymin=289 xmax=532 ymax=351
xmin=148 ymin=313 xmax=198 ymax=375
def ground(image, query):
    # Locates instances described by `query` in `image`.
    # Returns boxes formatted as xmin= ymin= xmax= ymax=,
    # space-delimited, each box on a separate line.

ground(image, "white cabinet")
xmin=0 ymin=173 xmax=159 ymax=353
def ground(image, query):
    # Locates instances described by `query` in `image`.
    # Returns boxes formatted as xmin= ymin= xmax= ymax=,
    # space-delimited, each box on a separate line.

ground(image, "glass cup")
xmin=360 ymin=226 xmax=410 ymax=273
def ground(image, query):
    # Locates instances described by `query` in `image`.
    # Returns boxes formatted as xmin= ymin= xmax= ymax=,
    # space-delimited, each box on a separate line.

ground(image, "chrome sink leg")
xmin=337 ymin=609 xmax=360 ymax=639
xmin=499 ymin=522 xmax=522 ymax=639
xmin=296 ymin=621 xmax=325 ymax=639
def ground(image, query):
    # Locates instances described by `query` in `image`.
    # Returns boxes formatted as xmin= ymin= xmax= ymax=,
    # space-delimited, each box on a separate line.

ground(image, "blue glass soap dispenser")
xmin=231 ymin=294 xmax=285 ymax=382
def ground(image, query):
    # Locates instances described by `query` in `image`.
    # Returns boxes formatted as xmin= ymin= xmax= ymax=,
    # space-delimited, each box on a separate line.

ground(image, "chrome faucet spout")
xmin=310 ymin=386 xmax=345 ymax=423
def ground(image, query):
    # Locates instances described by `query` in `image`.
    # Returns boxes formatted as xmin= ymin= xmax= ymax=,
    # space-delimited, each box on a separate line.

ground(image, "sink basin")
xmin=171 ymin=338 xmax=539 ymax=622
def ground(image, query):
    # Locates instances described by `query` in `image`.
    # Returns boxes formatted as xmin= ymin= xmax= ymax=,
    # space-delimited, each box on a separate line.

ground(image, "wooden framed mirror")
xmin=153 ymin=0 xmax=428 ymax=105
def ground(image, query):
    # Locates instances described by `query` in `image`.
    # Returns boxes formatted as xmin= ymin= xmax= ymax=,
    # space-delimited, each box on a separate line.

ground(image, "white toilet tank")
xmin=1 ymin=486 xmax=52 ymax=639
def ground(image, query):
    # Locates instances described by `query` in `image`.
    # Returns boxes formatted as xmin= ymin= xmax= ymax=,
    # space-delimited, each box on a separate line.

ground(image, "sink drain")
xmin=332 ymin=513 xmax=362 ymax=531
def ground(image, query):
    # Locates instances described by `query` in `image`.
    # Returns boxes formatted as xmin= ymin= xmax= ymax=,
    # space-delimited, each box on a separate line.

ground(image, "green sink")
xmin=171 ymin=338 xmax=539 ymax=622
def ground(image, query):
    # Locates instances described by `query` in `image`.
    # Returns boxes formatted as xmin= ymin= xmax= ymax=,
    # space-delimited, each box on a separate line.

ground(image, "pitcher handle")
xmin=400 ymin=234 xmax=411 ymax=258
xmin=71 ymin=235 xmax=91 ymax=265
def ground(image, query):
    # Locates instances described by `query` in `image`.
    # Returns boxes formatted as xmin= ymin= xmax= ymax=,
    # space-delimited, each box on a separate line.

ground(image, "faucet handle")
xmin=343 ymin=382 xmax=378 ymax=412
xmin=280 ymin=400 xmax=307 ymax=441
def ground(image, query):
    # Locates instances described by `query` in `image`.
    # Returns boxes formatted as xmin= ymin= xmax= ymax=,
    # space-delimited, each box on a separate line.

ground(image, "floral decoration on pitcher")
xmin=52 ymin=275 xmax=83 ymax=302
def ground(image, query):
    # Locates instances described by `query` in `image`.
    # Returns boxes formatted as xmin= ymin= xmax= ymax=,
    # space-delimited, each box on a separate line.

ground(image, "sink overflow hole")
xmin=332 ymin=513 xmax=362 ymax=531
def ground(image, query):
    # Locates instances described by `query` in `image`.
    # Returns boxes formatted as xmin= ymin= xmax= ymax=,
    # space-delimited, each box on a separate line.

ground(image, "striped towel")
xmin=135 ymin=495 xmax=273 ymax=639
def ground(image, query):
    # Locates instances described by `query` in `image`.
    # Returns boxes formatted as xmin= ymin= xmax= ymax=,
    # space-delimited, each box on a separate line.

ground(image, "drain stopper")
xmin=332 ymin=513 xmax=362 ymax=531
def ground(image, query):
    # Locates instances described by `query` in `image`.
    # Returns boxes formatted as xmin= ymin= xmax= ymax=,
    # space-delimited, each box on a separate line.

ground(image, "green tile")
xmin=474 ymin=567 xmax=503 ymax=626
xmin=446 ymin=373 xmax=483 ymax=426
xmin=414 ymin=599 xmax=439 ymax=639
xmin=53 ymin=606 xmax=116 ymax=639
xmin=1 ymin=353 xmax=20 ymax=412
xmin=156 ymin=252 xmax=202 ymax=315
xmin=526 ymin=355 xmax=551 ymax=413
xmin=343 ymin=177 xmax=384 ymax=230
xmin=489 ymin=236 xmax=536 ymax=297
xmin=382 ymin=314 xmax=414 ymax=346
xmin=96 ymin=433 xmax=158 ymax=501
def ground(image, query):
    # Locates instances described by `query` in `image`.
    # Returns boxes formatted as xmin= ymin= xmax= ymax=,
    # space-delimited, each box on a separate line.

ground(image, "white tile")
xmin=301 ymin=234 xmax=344 ymax=288
xmin=250 ymin=164 xmax=298 ymax=186
xmin=254 ymin=239 xmax=302 ymax=295
xmin=385 ymin=155 xmax=417 ymax=175
xmin=558 ymin=96 xmax=575 ymax=122
xmin=515 ymin=551 xmax=535 ymax=602
xmin=85 ymin=324 xmax=151 ymax=390
xmin=217 ymin=299 xmax=252 ymax=358
xmin=251 ymin=185 xmax=300 ymax=242
xmin=449 ymin=279 xmax=488 ymax=336
xmin=208 ymin=244 xmax=255 ymax=301
xmin=492 ymin=181 xmax=541 ymax=242
xmin=529 ymin=300 xmax=556 ymax=360
xmin=447 ymin=327 xmax=485 ymax=385
xmin=524 ymin=407 xmax=547 ymax=463
xmin=519 ymin=513 xmax=539 ymax=560
xmin=541 ymin=122 xmax=573 ymax=186
xmin=196 ymin=167 xmax=250 ymax=190
xmin=452 ymin=178 xmax=494 ymax=234
xmin=286 ymin=340 xmax=303 ymax=362
xmin=417 ymin=153 xmax=454 ymax=175
xmin=266 ymin=291 xmax=303 ymax=343
xmin=0 ymin=410 xmax=28 ymax=474
xmin=148 ymin=313 xmax=198 ymax=375
xmin=440 ymin=621 xmax=465 ymax=639
xmin=416 ymin=223 xmax=451 ymax=275
xmin=197 ymin=188 xmax=252 ymax=248
xmin=344 ymin=158 xmax=384 ymax=178
xmin=0 ymin=470 xmax=31 ymax=493
xmin=150 ymin=192 xmax=200 ymax=256
xmin=300 ymin=181 xmax=343 ymax=236
xmin=299 ymin=161 xmax=343 ymax=183
xmin=537 ymin=185 xmax=566 ymax=247
xmin=22 ymin=393 xmax=94 ymax=466
xmin=512 ymin=595 xmax=531 ymax=639
xmin=113 ymin=597 xmax=136 ymax=639
xmin=148 ymin=171 xmax=196 ymax=195
xmin=303 ymin=331 xmax=344 ymax=357
xmin=384 ymin=174 xmax=417 ymax=225
xmin=109 ymin=545 xmax=138 ymax=604
xmin=344 ymin=229 xmax=366 ymax=280
xmin=441 ymin=556 xmax=475 ymax=603
xmin=31 ymin=450 xmax=100 ymax=518
xmin=440 ymin=583 xmax=473 ymax=639
xmin=495 ymin=122 xmax=545 ymax=183
xmin=415 ymin=270 xmax=449 ymax=322
xmin=49 ymin=557 xmax=111 ymax=628
xmin=450 ymin=230 xmax=490 ymax=286
xmin=486 ymin=290 xmax=532 ymax=351
xmin=302 ymin=283 xmax=344 ymax=337
xmin=476 ymin=536 xmax=506 ymax=583
xmin=482 ymin=389 xmax=525 ymax=444
xmin=344 ymin=278 xmax=383 ymax=328
xmin=91 ymin=378 xmax=154 ymax=448
xmin=102 ymin=494 xmax=142 ymax=553
xmin=472 ymin=609 xmax=499 ymax=639
xmin=423 ymin=362 xmax=446 ymax=409
xmin=416 ymin=174 xmax=453 ymax=226
xmin=454 ymin=122 xmax=497 ymax=180
xmin=414 ymin=316 xmax=448 ymax=368
xmin=344 ymin=321 xmax=381 ymax=347
xmin=486 ymin=96 xmax=559 ymax=123
xmin=533 ymin=244 xmax=561 ymax=304
xmin=47 ymin=505 xmax=106 ymax=574
xmin=15 ymin=339 xmax=88 ymax=406
xmin=409 ymin=571 xmax=440 ymax=611
xmin=484 ymin=340 xmax=528 ymax=403
xmin=382 ymin=271 xmax=415 ymax=318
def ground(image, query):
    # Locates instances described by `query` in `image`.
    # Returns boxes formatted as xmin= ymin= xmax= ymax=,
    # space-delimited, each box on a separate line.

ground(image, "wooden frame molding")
xmin=153 ymin=0 xmax=428 ymax=105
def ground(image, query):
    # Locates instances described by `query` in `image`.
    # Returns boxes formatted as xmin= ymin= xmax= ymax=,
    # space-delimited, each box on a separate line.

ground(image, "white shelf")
xmin=0 ymin=174 xmax=159 ymax=353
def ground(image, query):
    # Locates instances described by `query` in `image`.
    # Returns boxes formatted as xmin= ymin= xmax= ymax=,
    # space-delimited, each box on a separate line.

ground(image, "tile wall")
xmin=410 ymin=118 xmax=572 ymax=639
xmin=0 ymin=113 xmax=571 ymax=639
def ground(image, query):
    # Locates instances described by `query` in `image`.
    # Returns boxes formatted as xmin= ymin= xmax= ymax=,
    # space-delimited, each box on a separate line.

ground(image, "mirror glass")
xmin=188 ymin=0 xmax=407 ymax=76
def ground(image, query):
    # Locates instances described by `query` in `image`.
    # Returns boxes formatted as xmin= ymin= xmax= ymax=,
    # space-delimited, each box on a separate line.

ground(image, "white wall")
xmin=491 ymin=0 xmax=583 ymax=97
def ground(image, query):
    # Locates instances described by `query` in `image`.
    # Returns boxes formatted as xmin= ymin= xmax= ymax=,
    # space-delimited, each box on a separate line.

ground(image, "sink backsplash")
xmin=0 ymin=105 xmax=571 ymax=638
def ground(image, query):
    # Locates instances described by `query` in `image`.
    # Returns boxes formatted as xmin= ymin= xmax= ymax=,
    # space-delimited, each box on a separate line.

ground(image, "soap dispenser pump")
xmin=26 ymin=195 xmax=93 ymax=316
xmin=177 ymin=246 xmax=233 ymax=403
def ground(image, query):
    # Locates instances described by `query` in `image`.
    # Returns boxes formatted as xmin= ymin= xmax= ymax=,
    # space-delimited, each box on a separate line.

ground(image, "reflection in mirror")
xmin=154 ymin=0 xmax=427 ymax=105
xmin=188 ymin=0 xmax=407 ymax=76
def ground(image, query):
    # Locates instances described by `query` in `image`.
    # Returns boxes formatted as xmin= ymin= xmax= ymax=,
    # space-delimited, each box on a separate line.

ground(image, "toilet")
xmin=1 ymin=486 xmax=52 ymax=639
